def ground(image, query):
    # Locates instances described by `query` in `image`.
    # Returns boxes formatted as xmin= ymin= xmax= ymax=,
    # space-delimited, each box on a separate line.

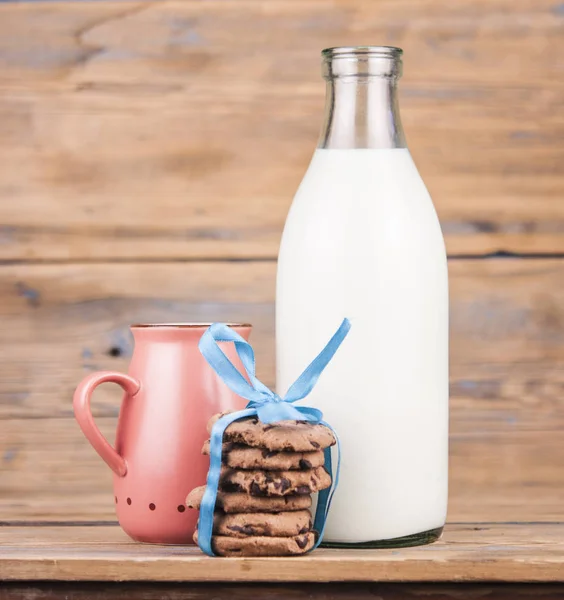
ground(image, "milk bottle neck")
xmin=318 ymin=47 xmax=406 ymax=150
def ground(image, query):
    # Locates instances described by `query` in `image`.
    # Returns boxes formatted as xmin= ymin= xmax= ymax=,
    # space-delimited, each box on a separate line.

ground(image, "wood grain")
xmin=0 ymin=0 xmax=563 ymax=538
xmin=0 ymin=523 xmax=563 ymax=582
xmin=0 ymin=261 xmax=275 ymax=419
xmin=0 ymin=259 xmax=563 ymax=521
xmin=3 ymin=582 xmax=564 ymax=600
xmin=0 ymin=0 xmax=562 ymax=259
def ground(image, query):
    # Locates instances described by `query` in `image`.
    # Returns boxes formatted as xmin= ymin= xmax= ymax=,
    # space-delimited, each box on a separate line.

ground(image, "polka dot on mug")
xmin=177 ymin=505 xmax=186 ymax=513
xmin=127 ymin=498 xmax=132 ymax=505
xmin=115 ymin=497 xmax=118 ymax=504
xmin=149 ymin=503 xmax=156 ymax=511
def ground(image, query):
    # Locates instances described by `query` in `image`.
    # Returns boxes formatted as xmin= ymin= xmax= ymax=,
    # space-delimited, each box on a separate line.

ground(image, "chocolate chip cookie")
xmin=220 ymin=465 xmax=332 ymax=496
xmin=202 ymin=439 xmax=325 ymax=471
xmin=207 ymin=412 xmax=336 ymax=452
xmin=193 ymin=530 xmax=316 ymax=557
xmin=186 ymin=485 xmax=312 ymax=513
xmin=213 ymin=509 xmax=312 ymax=537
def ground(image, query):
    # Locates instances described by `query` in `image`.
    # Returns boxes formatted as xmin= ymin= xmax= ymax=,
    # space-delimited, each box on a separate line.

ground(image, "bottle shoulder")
xmin=281 ymin=149 xmax=444 ymax=251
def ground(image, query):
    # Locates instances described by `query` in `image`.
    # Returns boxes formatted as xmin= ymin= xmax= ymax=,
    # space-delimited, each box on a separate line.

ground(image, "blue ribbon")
xmin=196 ymin=318 xmax=350 ymax=556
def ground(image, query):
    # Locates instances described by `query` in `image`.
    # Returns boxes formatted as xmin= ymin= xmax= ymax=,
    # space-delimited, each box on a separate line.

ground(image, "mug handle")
xmin=73 ymin=371 xmax=140 ymax=477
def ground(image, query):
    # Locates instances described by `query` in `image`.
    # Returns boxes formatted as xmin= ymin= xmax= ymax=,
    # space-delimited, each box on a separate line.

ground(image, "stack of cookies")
xmin=186 ymin=411 xmax=336 ymax=557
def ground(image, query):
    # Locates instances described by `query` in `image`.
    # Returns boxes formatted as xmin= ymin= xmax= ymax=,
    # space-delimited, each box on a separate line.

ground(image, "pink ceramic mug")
xmin=73 ymin=323 xmax=250 ymax=544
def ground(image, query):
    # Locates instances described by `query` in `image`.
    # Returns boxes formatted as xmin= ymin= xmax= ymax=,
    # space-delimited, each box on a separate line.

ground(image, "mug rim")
xmin=130 ymin=322 xmax=252 ymax=329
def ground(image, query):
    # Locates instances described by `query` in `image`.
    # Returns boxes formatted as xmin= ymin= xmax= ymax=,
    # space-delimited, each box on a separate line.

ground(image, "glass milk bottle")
xmin=276 ymin=47 xmax=448 ymax=547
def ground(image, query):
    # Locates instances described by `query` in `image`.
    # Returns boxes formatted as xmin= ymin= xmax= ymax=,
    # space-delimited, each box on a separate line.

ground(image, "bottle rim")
xmin=321 ymin=46 xmax=403 ymax=80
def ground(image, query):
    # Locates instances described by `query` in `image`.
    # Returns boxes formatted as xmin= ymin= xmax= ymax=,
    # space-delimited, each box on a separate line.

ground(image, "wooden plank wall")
xmin=0 ymin=0 xmax=563 ymax=522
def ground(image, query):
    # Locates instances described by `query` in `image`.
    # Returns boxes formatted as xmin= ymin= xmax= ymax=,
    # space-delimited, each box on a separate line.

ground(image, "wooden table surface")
xmin=1 ymin=522 xmax=563 ymax=596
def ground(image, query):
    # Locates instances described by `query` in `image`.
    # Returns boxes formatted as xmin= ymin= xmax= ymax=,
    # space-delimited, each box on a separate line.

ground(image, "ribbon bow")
xmin=196 ymin=318 xmax=351 ymax=556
